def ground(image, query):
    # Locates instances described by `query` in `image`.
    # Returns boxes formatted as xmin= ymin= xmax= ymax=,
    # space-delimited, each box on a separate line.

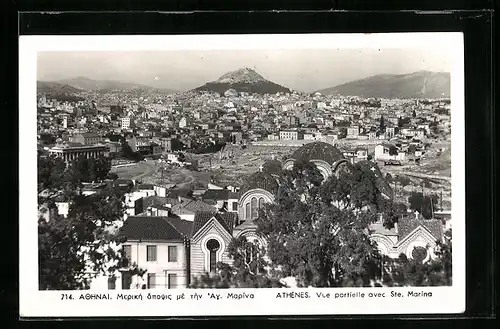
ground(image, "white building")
xmin=179 ymin=117 xmax=188 ymax=128
xmin=90 ymin=216 xmax=191 ymax=290
xmin=279 ymin=130 xmax=302 ymax=141
xmin=121 ymin=117 xmax=134 ymax=130
xmin=374 ymin=144 xmax=406 ymax=162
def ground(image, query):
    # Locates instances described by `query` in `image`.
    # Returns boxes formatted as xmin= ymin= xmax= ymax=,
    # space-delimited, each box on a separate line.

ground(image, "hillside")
xmin=37 ymin=81 xmax=82 ymax=94
xmin=55 ymin=77 xmax=177 ymax=93
xmin=194 ymin=67 xmax=291 ymax=95
xmin=37 ymin=81 xmax=85 ymax=101
xmin=317 ymin=71 xmax=450 ymax=99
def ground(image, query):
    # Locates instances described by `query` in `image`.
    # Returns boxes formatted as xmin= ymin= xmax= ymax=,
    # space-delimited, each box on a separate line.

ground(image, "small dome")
xmin=261 ymin=159 xmax=282 ymax=176
xmin=238 ymin=172 xmax=279 ymax=196
xmin=291 ymin=141 xmax=345 ymax=165
xmin=224 ymin=89 xmax=239 ymax=97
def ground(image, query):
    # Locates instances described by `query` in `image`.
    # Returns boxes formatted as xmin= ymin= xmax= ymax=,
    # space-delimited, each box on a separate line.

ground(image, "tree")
xmin=408 ymin=144 xmax=417 ymax=154
xmin=121 ymin=141 xmax=143 ymax=162
xmin=389 ymin=146 xmax=398 ymax=156
xmin=397 ymin=117 xmax=403 ymax=128
xmin=379 ymin=115 xmax=386 ymax=132
xmin=255 ymin=160 xmax=396 ymax=287
xmin=408 ymin=192 xmax=439 ymax=219
xmin=39 ymin=133 xmax=57 ymax=145
xmin=38 ymin=154 xmax=129 ymax=290
xmin=190 ymin=236 xmax=284 ymax=288
xmin=412 ymin=109 xmax=417 ymax=118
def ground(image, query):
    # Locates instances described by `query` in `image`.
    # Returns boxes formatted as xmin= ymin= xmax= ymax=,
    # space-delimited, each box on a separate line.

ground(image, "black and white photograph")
xmin=20 ymin=33 xmax=465 ymax=317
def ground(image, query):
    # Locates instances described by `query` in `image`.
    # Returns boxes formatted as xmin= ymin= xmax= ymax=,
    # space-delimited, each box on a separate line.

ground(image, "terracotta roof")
xmin=170 ymin=199 xmax=216 ymax=215
xmin=291 ymin=141 xmax=345 ymax=164
xmin=397 ymin=216 xmax=443 ymax=241
xmin=192 ymin=211 xmax=237 ymax=236
xmin=202 ymin=189 xmax=230 ymax=201
xmin=120 ymin=216 xmax=189 ymax=241
xmin=238 ymin=171 xmax=279 ymax=197
xmin=166 ymin=216 xmax=195 ymax=237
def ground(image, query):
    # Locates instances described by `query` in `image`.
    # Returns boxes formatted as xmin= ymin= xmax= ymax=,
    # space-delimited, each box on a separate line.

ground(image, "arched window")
xmin=206 ymin=239 xmax=220 ymax=273
xmin=245 ymin=203 xmax=250 ymax=220
xmin=251 ymin=197 xmax=258 ymax=219
xmin=258 ymin=197 xmax=264 ymax=209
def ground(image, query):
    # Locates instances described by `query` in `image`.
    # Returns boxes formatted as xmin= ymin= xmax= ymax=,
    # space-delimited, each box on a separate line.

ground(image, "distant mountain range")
xmin=194 ymin=67 xmax=292 ymax=95
xmin=39 ymin=77 xmax=177 ymax=93
xmin=37 ymin=81 xmax=82 ymax=94
xmin=316 ymin=71 xmax=450 ymax=99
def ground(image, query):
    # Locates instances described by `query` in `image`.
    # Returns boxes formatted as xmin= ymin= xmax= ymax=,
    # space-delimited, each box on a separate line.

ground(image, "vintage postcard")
xmin=19 ymin=33 xmax=465 ymax=317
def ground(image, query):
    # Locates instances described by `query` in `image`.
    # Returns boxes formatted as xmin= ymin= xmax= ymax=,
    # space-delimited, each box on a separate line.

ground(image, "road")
xmin=404 ymin=172 xmax=451 ymax=182
xmin=131 ymin=163 xmax=155 ymax=181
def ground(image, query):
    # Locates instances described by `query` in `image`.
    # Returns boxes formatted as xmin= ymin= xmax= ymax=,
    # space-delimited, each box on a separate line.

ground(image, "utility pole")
xmin=160 ymin=164 xmax=164 ymax=186
xmin=430 ymin=196 xmax=434 ymax=219
xmin=420 ymin=183 xmax=424 ymax=217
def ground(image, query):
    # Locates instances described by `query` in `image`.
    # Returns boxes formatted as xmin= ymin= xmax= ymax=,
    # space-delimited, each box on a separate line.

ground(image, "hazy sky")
xmin=37 ymin=48 xmax=452 ymax=92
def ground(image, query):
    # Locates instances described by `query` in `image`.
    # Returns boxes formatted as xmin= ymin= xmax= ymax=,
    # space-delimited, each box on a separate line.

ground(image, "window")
xmin=168 ymin=274 xmax=178 ymax=289
xmin=168 ymin=246 xmax=177 ymax=262
xmin=411 ymin=246 xmax=428 ymax=263
xmin=123 ymin=245 xmax=132 ymax=261
xmin=206 ymin=239 xmax=220 ymax=273
xmin=232 ymin=201 xmax=238 ymax=211
xmin=245 ymin=203 xmax=250 ymax=220
xmin=251 ymin=197 xmax=258 ymax=219
xmin=146 ymin=245 xmax=157 ymax=261
xmin=147 ymin=273 xmax=156 ymax=289
xmin=258 ymin=197 xmax=264 ymax=210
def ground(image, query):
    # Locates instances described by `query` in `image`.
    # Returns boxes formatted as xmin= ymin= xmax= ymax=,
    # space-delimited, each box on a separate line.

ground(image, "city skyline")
xmin=37 ymin=48 xmax=452 ymax=93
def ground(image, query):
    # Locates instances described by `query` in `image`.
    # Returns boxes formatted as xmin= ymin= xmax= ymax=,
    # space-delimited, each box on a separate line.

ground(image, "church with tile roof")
xmin=90 ymin=142 xmax=445 ymax=290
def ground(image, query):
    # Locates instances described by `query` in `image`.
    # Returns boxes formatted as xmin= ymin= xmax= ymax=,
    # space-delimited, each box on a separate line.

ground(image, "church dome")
xmin=291 ymin=141 xmax=345 ymax=165
xmin=261 ymin=159 xmax=282 ymax=176
xmin=224 ymin=88 xmax=239 ymax=97
xmin=238 ymin=171 xmax=279 ymax=196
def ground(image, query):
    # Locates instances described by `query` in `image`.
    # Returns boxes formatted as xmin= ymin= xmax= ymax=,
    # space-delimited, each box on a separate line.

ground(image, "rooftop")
xmin=120 ymin=216 xmax=191 ymax=241
xmin=291 ymin=141 xmax=345 ymax=165
xmin=192 ymin=211 xmax=238 ymax=236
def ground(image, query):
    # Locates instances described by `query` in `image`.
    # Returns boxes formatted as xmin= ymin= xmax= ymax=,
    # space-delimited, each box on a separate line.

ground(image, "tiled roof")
xmin=238 ymin=172 xmax=279 ymax=197
xmin=171 ymin=199 xmax=216 ymax=215
xmin=166 ymin=216 xmax=195 ymax=237
xmin=120 ymin=216 xmax=188 ymax=241
xmin=202 ymin=189 xmax=230 ymax=201
xmin=291 ymin=141 xmax=345 ymax=165
xmin=192 ymin=211 xmax=238 ymax=236
xmin=397 ymin=216 xmax=443 ymax=241
xmin=166 ymin=189 xmax=192 ymax=199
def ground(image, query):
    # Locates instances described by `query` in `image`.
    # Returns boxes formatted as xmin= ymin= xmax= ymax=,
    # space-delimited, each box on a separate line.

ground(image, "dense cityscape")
xmin=37 ymin=66 xmax=452 ymax=290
